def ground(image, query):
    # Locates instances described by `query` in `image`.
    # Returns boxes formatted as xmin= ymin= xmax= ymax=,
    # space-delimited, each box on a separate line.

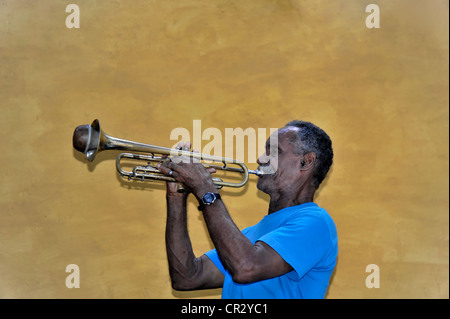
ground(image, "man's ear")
xmin=300 ymin=152 xmax=316 ymax=171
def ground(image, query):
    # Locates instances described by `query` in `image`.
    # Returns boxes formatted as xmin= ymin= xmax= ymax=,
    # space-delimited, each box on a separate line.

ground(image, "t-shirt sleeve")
xmin=204 ymin=248 xmax=227 ymax=276
xmin=258 ymin=214 xmax=332 ymax=281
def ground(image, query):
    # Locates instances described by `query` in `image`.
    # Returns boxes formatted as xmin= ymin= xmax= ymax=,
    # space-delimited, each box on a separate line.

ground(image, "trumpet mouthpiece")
xmin=249 ymin=170 xmax=265 ymax=177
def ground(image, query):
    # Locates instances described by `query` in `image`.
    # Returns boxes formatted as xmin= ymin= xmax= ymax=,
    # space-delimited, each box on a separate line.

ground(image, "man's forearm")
xmin=203 ymin=202 xmax=256 ymax=281
xmin=195 ymin=187 xmax=256 ymax=282
xmin=165 ymin=195 xmax=199 ymax=289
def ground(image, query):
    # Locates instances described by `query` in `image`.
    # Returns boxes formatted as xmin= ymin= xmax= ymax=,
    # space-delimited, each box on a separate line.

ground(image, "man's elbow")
xmin=170 ymin=278 xmax=195 ymax=291
xmin=231 ymin=262 xmax=258 ymax=284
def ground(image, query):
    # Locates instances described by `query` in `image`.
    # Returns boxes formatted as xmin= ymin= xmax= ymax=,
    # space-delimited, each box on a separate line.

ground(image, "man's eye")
xmin=269 ymin=147 xmax=279 ymax=156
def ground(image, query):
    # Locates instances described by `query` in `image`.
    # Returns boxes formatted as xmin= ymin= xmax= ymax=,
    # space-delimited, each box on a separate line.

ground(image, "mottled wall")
xmin=0 ymin=0 xmax=448 ymax=298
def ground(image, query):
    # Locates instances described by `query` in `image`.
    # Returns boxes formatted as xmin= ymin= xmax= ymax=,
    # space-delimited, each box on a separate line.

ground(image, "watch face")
xmin=203 ymin=192 xmax=215 ymax=204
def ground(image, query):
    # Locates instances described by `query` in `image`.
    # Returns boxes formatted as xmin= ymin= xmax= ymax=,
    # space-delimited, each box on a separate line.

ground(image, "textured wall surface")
xmin=0 ymin=0 xmax=448 ymax=298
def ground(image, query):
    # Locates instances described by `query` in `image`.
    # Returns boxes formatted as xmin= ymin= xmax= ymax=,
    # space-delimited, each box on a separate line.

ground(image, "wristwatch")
xmin=198 ymin=192 xmax=221 ymax=211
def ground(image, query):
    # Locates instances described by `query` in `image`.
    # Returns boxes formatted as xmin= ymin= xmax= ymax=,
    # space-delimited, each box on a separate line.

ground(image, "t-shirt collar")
xmin=265 ymin=202 xmax=318 ymax=218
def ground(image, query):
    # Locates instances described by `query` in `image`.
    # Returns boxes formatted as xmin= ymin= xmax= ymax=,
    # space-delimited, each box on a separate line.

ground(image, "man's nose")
xmin=257 ymin=153 xmax=269 ymax=165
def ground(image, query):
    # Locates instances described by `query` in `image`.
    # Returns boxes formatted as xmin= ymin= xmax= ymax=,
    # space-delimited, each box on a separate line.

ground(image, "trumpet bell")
xmin=73 ymin=119 xmax=102 ymax=162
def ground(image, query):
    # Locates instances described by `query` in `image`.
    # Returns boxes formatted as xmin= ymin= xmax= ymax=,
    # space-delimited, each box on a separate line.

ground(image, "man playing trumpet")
xmin=157 ymin=120 xmax=337 ymax=299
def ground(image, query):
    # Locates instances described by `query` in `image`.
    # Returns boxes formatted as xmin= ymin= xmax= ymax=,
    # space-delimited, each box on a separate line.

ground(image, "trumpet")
xmin=72 ymin=119 xmax=263 ymax=188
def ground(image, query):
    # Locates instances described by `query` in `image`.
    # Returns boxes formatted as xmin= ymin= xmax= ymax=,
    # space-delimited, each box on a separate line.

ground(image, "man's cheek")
xmin=270 ymin=157 xmax=279 ymax=174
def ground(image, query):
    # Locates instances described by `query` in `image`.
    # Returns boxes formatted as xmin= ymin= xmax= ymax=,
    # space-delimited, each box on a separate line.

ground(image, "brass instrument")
xmin=72 ymin=119 xmax=262 ymax=188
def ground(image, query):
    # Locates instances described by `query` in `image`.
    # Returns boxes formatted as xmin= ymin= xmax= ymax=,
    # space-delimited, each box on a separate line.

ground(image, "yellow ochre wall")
xmin=0 ymin=0 xmax=448 ymax=299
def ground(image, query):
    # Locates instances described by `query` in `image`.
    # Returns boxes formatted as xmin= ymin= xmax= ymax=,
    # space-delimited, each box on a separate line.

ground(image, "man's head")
xmin=257 ymin=120 xmax=333 ymax=196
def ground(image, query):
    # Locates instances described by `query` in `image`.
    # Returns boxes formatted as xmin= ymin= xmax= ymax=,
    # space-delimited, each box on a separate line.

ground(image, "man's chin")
xmin=256 ymin=176 xmax=270 ymax=194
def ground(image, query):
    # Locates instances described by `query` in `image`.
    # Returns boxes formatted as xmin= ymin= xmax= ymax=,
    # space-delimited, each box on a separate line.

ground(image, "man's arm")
xmin=165 ymin=192 xmax=224 ymax=291
xmin=159 ymin=158 xmax=293 ymax=285
xmin=194 ymin=185 xmax=293 ymax=284
xmin=166 ymin=190 xmax=292 ymax=287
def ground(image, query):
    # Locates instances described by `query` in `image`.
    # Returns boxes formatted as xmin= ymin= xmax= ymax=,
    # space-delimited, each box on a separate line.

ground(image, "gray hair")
xmin=285 ymin=120 xmax=334 ymax=189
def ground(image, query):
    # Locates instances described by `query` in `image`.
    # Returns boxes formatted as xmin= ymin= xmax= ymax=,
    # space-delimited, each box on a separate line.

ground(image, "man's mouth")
xmin=257 ymin=166 xmax=276 ymax=177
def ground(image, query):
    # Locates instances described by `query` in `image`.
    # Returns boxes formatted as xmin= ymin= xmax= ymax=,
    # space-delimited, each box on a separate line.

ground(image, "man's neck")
xmin=267 ymin=189 xmax=315 ymax=215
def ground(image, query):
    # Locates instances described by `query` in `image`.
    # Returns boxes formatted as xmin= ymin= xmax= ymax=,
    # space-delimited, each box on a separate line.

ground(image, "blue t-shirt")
xmin=205 ymin=202 xmax=338 ymax=299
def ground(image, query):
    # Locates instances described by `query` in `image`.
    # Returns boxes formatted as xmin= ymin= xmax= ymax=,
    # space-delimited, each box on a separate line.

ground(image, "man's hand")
xmin=157 ymin=142 xmax=216 ymax=198
xmin=160 ymin=142 xmax=190 ymax=199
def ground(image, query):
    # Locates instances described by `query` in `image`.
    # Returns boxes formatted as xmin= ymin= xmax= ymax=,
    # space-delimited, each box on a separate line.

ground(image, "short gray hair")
xmin=285 ymin=120 xmax=334 ymax=189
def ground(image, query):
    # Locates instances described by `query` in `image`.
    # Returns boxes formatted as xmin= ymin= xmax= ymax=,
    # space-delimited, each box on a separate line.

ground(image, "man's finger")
xmin=159 ymin=158 xmax=172 ymax=169
xmin=156 ymin=162 xmax=170 ymax=174
xmin=157 ymin=161 xmax=178 ymax=178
